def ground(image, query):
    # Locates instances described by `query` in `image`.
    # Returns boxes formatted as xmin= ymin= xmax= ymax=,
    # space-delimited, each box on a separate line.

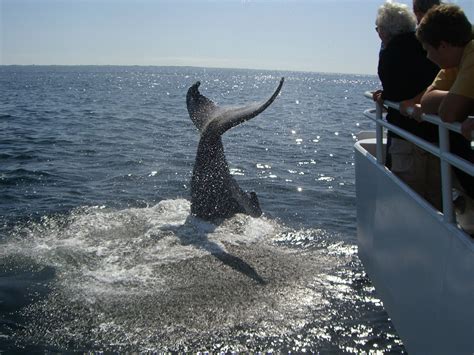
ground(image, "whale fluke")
xmin=186 ymin=78 xmax=284 ymax=221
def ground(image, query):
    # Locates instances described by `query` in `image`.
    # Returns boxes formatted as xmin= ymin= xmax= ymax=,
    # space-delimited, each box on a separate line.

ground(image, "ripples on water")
xmin=0 ymin=66 xmax=404 ymax=352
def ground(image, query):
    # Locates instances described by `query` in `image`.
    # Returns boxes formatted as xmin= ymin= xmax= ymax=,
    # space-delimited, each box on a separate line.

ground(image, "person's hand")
xmin=400 ymin=100 xmax=423 ymax=122
xmin=400 ymin=99 xmax=414 ymax=115
xmin=372 ymin=90 xmax=384 ymax=106
xmin=410 ymin=104 xmax=423 ymax=122
xmin=461 ymin=117 xmax=474 ymax=140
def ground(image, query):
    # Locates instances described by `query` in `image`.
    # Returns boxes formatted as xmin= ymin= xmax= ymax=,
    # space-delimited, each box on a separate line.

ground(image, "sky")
xmin=1 ymin=0 xmax=473 ymax=75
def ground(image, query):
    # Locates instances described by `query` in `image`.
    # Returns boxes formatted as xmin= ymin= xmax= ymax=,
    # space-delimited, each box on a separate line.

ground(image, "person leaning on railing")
xmin=415 ymin=4 xmax=474 ymax=202
xmin=397 ymin=0 xmax=441 ymax=114
xmin=372 ymin=1 xmax=442 ymax=210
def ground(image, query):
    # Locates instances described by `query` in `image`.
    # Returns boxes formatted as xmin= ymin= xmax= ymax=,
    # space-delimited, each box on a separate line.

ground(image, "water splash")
xmin=0 ymin=199 xmax=398 ymax=352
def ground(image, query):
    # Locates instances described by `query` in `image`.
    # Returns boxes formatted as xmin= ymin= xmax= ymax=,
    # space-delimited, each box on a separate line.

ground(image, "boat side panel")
xmin=355 ymin=140 xmax=474 ymax=355
xmin=440 ymin=231 xmax=474 ymax=353
xmin=355 ymin=142 xmax=377 ymax=274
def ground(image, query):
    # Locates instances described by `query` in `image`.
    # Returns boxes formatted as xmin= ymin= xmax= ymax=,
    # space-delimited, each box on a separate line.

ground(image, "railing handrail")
xmin=362 ymin=91 xmax=474 ymax=224
xmin=364 ymin=91 xmax=474 ymax=137
xmin=363 ymin=108 xmax=474 ymax=175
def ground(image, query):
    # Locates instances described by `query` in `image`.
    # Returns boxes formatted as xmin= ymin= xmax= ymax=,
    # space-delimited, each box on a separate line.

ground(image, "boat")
xmin=354 ymin=93 xmax=474 ymax=354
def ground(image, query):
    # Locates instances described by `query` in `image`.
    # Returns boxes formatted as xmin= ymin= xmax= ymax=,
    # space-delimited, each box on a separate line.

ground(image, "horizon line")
xmin=0 ymin=63 xmax=377 ymax=77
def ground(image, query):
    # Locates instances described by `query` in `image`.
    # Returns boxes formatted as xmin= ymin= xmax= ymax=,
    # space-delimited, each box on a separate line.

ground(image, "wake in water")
xmin=0 ymin=200 xmax=394 ymax=352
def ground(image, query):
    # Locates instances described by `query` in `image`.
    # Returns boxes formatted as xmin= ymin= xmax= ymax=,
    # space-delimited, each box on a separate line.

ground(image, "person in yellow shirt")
xmin=417 ymin=4 xmax=474 ymax=123
xmin=416 ymin=4 xmax=474 ymax=231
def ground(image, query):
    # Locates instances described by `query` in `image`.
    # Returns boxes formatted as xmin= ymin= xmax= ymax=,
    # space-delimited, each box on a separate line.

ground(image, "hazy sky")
xmin=1 ymin=0 xmax=473 ymax=75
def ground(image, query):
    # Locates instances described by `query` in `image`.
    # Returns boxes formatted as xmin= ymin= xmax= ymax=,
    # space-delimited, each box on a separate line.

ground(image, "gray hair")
xmin=376 ymin=1 xmax=417 ymax=39
xmin=413 ymin=0 xmax=441 ymax=15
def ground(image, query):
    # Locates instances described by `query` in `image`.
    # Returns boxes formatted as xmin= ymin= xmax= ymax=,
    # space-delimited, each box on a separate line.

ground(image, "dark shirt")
xmin=378 ymin=32 xmax=439 ymax=142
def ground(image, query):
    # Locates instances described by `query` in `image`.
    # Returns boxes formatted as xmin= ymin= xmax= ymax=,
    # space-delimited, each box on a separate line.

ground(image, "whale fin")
xmin=187 ymin=78 xmax=284 ymax=135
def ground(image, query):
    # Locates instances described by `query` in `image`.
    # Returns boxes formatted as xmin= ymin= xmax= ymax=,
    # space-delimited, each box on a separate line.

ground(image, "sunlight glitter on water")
xmin=2 ymin=200 xmax=378 ymax=352
xmin=229 ymin=167 xmax=245 ymax=176
xmin=0 ymin=67 xmax=400 ymax=352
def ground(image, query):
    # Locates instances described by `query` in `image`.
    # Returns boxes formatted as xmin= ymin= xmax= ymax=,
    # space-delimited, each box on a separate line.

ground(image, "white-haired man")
xmin=372 ymin=1 xmax=441 ymax=209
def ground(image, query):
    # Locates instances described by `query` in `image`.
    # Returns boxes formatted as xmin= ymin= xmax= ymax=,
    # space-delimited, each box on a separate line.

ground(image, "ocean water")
xmin=0 ymin=66 xmax=404 ymax=353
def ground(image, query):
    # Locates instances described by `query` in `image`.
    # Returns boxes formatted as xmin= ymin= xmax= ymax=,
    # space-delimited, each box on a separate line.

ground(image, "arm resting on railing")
xmin=364 ymin=91 xmax=474 ymax=140
xmin=438 ymin=93 xmax=474 ymax=124
xmin=419 ymin=85 xmax=445 ymax=115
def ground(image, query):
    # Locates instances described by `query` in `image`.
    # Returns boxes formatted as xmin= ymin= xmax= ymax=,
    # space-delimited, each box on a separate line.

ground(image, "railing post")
xmin=375 ymin=102 xmax=384 ymax=164
xmin=439 ymin=125 xmax=454 ymax=223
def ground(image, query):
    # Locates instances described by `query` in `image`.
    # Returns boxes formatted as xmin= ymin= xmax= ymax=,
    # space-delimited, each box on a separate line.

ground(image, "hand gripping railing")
xmin=363 ymin=91 xmax=474 ymax=223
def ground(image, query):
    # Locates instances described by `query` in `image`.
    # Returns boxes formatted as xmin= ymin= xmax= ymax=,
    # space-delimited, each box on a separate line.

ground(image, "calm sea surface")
xmin=0 ymin=66 xmax=404 ymax=352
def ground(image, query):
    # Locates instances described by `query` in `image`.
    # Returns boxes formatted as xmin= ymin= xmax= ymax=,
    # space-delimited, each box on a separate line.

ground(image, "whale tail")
xmin=186 ymin=78 xmax=284 ymax=135
xmin=187 ymin=78 xmax=284 ymax=221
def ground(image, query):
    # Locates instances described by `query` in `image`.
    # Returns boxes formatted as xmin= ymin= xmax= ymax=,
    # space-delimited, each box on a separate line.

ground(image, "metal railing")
xmin=363 ymin=91 xmax=474 ymax=223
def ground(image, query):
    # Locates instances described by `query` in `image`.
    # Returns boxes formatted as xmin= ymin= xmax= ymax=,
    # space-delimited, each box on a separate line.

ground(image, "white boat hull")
xmin=355 ymin=138 xmax=474 ymax=355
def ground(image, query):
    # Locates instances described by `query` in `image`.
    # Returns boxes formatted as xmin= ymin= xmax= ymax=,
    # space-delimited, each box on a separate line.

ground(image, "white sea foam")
xmin=1 ymin=199 xmax=376 ymax=353
xmin=1 ymin=199 xmax=280 ymax=298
